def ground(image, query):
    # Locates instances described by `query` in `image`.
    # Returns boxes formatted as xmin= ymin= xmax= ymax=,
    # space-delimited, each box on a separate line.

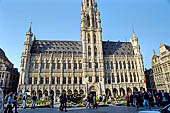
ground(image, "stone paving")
xmin=17 ymin=106 xmax=159 ymax=113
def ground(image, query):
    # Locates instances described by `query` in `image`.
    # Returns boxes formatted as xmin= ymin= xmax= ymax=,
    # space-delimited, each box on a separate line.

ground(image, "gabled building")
xmin=0 ymin=48 xmax=19 ymax=94
xmin=18 ymin=0 xmax=146 ymax=100
xmin=152 ymin=44 xmax=170 ymax=92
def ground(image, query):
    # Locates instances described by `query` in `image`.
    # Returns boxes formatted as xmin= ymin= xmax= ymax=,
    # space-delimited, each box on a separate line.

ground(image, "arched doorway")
xmin=89 ymin=85 xmax=99 ymax=96
xmin=56 ymin=90 xmax=60 ymax=96
xmin=50 ymin=90 xmax=54 ymax=95
xmin=133 ymin=87 xmax=138 ymax=93
xmin=80 ymin=89 xmax=84 ymax=95
xmin=44 ymin=90 xmax=48 ymax=96
xmin=127 ymin=87 xmax=132 ymax=95
xmin=31 ymin=90 xmax=36 ymax=96
xmin=74 ymin=89 xmax=78 ymax=96
xmin=120 ymin=88 xmax=125 ymax=96
xmin=140 ymin=87 xmax=144 ymax=92
xmin=113 ymin=88 xmax=118 ymax=97
xmin=105 ymin=88 xmax=111 ymax=96
xmin=68 ymin=90 xmax=72 ymax=95
xmin=38 ymin=90 xmax=42 ymax=98
xmin=62 ymin=90 xmax=66 ymax=94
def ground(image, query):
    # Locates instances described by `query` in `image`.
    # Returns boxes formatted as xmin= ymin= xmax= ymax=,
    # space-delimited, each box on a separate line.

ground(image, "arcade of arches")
xmin=20 ymin=86 xmax=144 ymax=101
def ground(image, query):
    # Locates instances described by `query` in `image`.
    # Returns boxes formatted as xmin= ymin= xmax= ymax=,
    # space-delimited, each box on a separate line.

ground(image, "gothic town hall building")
xmin=18 ymin=0 xmax=146 ymax=99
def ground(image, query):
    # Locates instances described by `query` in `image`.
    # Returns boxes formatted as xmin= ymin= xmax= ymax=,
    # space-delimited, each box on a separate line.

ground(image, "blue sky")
xmin=0 ymin=0 xmax=170 ymax=70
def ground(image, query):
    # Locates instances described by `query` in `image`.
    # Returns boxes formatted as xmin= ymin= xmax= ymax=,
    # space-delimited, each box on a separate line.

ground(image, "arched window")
xmin=87 ymin=0 xmax=89 ymax=7
xmin=87 ymin=15 xmax=90 ymax=27
xmin=121 ymin=73 xmax=124 ymax=82
xmin=119 ymin=61 xmax=122 ymax=69
xmin=116 ymin=61 xmax=118 ymax=70
xmin=128 ymin=61 xmax=131 ymax=69
xmin=134 ymin=73 xmax=136 ymax=82
xmin=107 ymin=61 xmax=110 ymax=69
xmin=112 ymin=73 xmax=115 ymax=83
xmin=130 ymin=73 xmax=132 ymax=82
xmin=88 ymin=46 xmax=91 ymax=56
xmin=132 ymin=61 xmax=134 ymax=69
xmin=125 ymin=73 xmax=128 ymax=82
xmin=123 ymin=61 xmax=126 ymax=69
xmin=117 ymin=73 xmax=120 ymax=83
xmin=88 ymin=33 xmax=90 ymax=43
xmin=94 ymin=34 xmax=96 ymax=44
xmin=94 ymin=46 xmax=97 ymax=56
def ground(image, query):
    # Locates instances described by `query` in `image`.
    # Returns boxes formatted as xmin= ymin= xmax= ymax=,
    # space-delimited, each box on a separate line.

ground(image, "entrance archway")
xmin=120 ymin=88 xmax=125 ymax=96
xmin=44 ymin=90 xmax=48 ymax=96
xmin=31 ymin=90 xmax=36 ymax=96
xmin=127 ymin=87 xmax=132 ymax=95
xmin=68 ymin=90 xmax=72 ymax=95
xmin=38 ymin=90 xmax=42 ymax=98
xmin=113 ymin=88 xmax=118 ymax=97
xmin=89 ymin=85 xmax=99 ymax=96
xmin=105 ymin=88 xmax=111 ymax=96
xmin=80 ymin=89 xmax=84 ymax=95
xmin=133 ymin=87 xmax=138 ymax=93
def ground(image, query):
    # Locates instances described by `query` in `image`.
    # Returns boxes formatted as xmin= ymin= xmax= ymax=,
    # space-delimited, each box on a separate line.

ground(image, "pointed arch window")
xmin=112 ymin=73 xmax=115 ymax=83
xmin=87 ymin=15 xmax=90 ymax=27
xmin=116 ymin=61 xmax=118 ymax=70
xmin=94 ymin=34 xmax=96 ymax=44
xmin=117 ymin=73 xmax=120 ymax=83
xmin=128 ymin=61 xmax=131 ymax=69
xmin=123 ymin=61 xmax=126 ymax=69
xmin=130 ymin=73 xmax=133 ymax=82
xmin=132 ymin=61 xmax=134 ymax=69
xmin=134 ymin=73 xmax=136 ymax=82
xmin=88 ymin=33 xmax=90 ymax=43
xmin=119 ymin=61 xmax=122 ymax=69
xmin=94 ymin=46 xmax=97 ymax=56
xmin=88 ymin=46 xmax=91 ymax=56
xmin=87 ymin=0 xmax=89 ymax=7
xmin=125 ymin=73 xmax=128 ymax=82
xmin=121 ymin=73 xmax=124 ymax=82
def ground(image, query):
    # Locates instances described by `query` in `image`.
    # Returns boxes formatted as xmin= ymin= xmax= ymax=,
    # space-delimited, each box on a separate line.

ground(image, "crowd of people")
xmin=1 ymin=90 xmax=170 ymax=113
xmin=125 ymin=90 xmax=170 ymax=110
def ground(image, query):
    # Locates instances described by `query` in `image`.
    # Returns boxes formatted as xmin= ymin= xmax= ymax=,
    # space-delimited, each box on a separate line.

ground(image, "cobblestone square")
xmin=17 ymin=106 xmax=153 ymax=113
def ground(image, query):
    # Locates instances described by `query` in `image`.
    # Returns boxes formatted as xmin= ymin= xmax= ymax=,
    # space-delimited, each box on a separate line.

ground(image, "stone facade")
xmin=18 ymin=0 xmax=146 ymax=100
xmin=144 ymin=68 xmax=156 ymax=94
xmin=0 ymin=48 xmax=19 ymax=94
xmin=152 ymin=44 xmax=170 ymax=92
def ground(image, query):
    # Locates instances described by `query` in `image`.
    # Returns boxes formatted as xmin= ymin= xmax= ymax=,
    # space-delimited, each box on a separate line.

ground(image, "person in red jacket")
xmin=126 ymin=94 xmax=130 ymax=107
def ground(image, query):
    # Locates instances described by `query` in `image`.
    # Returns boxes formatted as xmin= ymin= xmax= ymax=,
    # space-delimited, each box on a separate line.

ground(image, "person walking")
xmin=130 ymin=94 xmax=133 ymax=106
xmin=13 ymin=93 xmax=18 ymax=113
xmin=59 ymin=94 xmax=64 ymax=111
xmin=143 ymin=90 xmax=149 ymax=110
xmin=126 ymin=94 xmax=130 ymax=107
xmin=133 ymin=92 xmax=137 ymax=107
xmin=63 ymin=94 xmax=67 ymax=112
xmin=86 ymin=94 xmax=91 ymax=108
xmin=31 ymin=94 xmax=37 ymax=109
xmin=162 ymin=90 xmax=168 ymax=107
xmin=168 ymin=91 xmax=170 ymax=104
xmin=93 ymin=94 xmax=97 ymax=109
xmin=6 ymin=92 xmax=13 ymax=113
xmin=148 ymin=91 xmax=154 ymax=108
xmin=22 ymin=93 xmax=27 ymax=109
xmin=50 ymin=93 xmax=54 ymax=108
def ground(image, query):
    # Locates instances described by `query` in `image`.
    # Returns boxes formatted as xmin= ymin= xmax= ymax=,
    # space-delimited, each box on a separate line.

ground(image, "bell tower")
xmin=81 ymin=0 xmax=105 ymax=95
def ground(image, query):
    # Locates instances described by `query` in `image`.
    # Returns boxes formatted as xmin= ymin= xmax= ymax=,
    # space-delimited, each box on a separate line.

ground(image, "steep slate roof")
xmin=102 ymin=41 xmax=134 ymax=55
xmin=31 ymin=40 xmax=82 ymax=54
xmin=31 ymin=40 xmax=134 ymax=55
xmin=0 ymin=48 xmax=10 ymax=62
xmin=165 ymin=44 xmax=170 ymax=51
